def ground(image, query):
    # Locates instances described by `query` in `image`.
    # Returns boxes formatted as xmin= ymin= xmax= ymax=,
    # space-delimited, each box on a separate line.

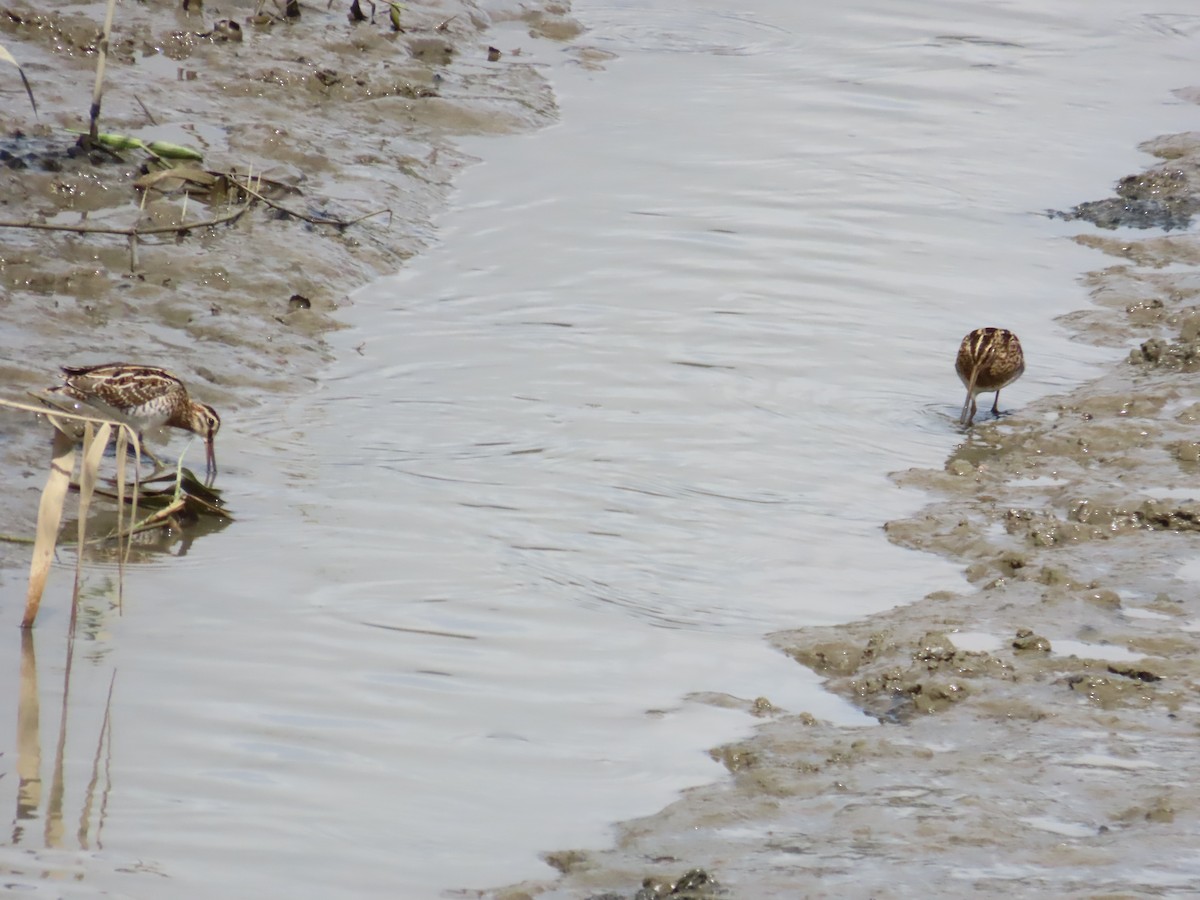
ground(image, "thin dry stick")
xmin=0 ymin=205 xmax=249 ymax=236
xmin=228 ymin=173 xmax=392 ymax=226
xmin=133 ymin=94 xmax=158 ymax=125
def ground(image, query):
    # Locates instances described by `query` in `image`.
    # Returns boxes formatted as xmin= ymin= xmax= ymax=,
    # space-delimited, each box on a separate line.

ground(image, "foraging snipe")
xmin=49 ymin=363 xmax=221 ymax=483
xmin=955 ymin=328 xmax=1025 ymax=426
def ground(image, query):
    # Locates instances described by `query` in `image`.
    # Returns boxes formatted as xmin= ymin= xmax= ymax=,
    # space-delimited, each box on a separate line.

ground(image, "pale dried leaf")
xmin=133 ymin=165 xmax=217 ymax=193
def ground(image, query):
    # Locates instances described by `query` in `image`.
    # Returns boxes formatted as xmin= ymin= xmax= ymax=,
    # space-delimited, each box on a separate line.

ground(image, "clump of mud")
xmin=1048 ymin=131 xmax=1200 ymax=230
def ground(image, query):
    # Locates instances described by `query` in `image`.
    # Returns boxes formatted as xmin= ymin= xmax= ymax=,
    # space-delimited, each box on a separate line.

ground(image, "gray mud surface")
xmin=0 ymin=0 xmax=581 ymax=535
xmin=490 ymin=131 xmax=1200 ymax=898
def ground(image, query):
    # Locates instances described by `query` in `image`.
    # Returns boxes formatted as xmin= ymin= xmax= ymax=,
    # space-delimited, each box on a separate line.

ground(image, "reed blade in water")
xmin=23 ymin=428 xmax=75 ymax=628
xmin=0 ymin=42 xmax=37 ymax=116
xmin=73 ymin=422 xmax=113 ymax=612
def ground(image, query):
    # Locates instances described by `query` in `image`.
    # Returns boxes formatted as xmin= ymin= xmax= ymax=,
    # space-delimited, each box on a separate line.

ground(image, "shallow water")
xmin=4 ymin=0 xmax=1200 ymax=896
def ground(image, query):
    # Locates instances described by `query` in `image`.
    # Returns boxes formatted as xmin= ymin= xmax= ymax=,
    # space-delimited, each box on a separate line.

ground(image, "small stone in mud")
xmin=1065 ymin=673 xmax=1152 ymax=707
xmin=910 ymin=680 xmax=970 ymax=714
xmin=1139 ymin=499 xmax=1200 ymax=531
xmin=750 ymin=696 xmax=777 ymax=716
xmin=1115 ymin=169 xmax=1191 ymax=201
xmin=1171 ymin=440 xmax=1200 ymax=462
xmin=1107 ymin=662 xmax=1163 ymax=683
xmin=1175 ymin=402 xmax=1200 ymax=423
xmin=1143 ymin=796 xmax=1176 ymax=824
xmin=408 ymin=38 xmax=454 ymax=63
xmin=786 ymin=640 xmax=864 ymax=675
xmin=1012 ymin=628 xmax=1051 ymax=652
xmin=1130 ymin=336 xmax=1200 ymax=369
xmin=915 ymin=631 xmax=957 ymax=663
xmin=288 ymin=293 xmax=312 ymax=310
xmin=543 ymin=849 xmax=590 ymax=874
xmin=487 ymin=46 xmax=502 ymax=61
xmin=1082 ymin=589 xmax=1121 ymax=610
xmin=628 ymin=868 xmax=720 ymax=900
xmin=1036 ymin=565 xmax=1073 ymax=586
xmin=947 ymin=458 xmax=974 ymax=476
xmin=711 ymin=744 xmax=757 ymax=773
xmin=211 ymin=19 xmax=242 ymax=42
xmin=526 ymin=12 xmax=586 ymax=41
xmin=1125 ymin=297 xmax=1165 ymax=324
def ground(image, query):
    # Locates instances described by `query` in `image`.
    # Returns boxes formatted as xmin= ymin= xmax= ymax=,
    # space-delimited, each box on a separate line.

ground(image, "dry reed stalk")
xmin=23 ymin=428 xmax=75 ymax=629
xmin=87 ymin=0 xmax=120 ymax=144
xmin=73 ymin=423 xmax=113 ymax=609
xmin=0 ymin=397 xmax=140 ymax=628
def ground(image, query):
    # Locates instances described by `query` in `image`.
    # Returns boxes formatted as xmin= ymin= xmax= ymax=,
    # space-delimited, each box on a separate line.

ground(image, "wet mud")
xmin=0 ymin=0 xmax=580 ymax=540
xmin=491 ymin=130 xmax=1200 ymax=896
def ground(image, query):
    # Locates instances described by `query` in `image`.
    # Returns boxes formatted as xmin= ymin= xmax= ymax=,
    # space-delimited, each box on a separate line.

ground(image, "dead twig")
xmin=87 ymin=0 xmax=119 ymax=145
xmin=228 ymin=173 xmax=392 ymax=227
xmin=132 ymin=95 xmax=158 ymax=126
xmin=0 ymin=205 xmax=249 ymax=236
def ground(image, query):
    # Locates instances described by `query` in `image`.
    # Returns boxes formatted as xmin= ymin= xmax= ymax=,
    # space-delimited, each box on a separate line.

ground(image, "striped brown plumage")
xmin=50 ymin=363 xmax=221 ymax=483
xmin=955 ymin=328 xmax=1025 ymax=426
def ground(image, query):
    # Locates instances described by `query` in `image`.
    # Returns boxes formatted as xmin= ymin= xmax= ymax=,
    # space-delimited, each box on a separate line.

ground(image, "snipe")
xmin=955 ymin=328 xmax=1025 ymax=426
xmin=48 ymin=363 xmax=221 ymax=483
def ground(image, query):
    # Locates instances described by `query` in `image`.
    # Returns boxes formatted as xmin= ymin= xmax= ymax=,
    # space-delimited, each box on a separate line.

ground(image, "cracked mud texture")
xmin=492 ymin=127 xmax=1200 ymax=898
xmin=0 ymin=0 xmax=582 ymax=536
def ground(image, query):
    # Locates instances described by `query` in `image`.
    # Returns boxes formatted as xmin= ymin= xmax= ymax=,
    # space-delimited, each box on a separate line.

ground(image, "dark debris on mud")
xmin=584 ymin=868 xmax=724 ymax=900
xmin=1048 ymin=131 xmax=1200 ymax=230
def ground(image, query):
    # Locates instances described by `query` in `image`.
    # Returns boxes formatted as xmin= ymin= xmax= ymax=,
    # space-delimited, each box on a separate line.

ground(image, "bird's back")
xmin=956 ymin=328 xmax=1024 ymax=392
xmin=58 ymin=363 xmax=187 ymax=425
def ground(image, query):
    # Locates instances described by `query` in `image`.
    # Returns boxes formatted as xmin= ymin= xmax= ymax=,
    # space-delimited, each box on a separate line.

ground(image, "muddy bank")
xmin=0 ymin=0 xmax=583 ymax=538
xmin=489 ymin=130 xmax=1200 ymax=897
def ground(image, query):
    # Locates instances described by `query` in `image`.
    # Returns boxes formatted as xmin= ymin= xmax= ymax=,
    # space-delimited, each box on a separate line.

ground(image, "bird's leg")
xmin=991 ymin=391 xmax=1001 ymax=416
xmin=121 ymin=433 xmax=166 ymax=472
